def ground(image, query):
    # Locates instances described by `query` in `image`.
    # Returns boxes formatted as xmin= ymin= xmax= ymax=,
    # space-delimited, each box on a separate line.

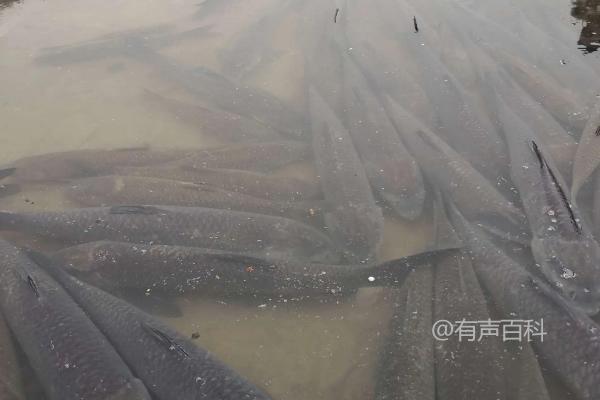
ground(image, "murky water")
xmin=0 ymin=0 xmax=599 ymax=399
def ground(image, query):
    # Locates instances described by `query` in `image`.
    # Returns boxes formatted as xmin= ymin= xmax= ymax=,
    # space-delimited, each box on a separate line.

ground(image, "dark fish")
xmin=572 ymin=100 xmax=600 ymax=198
xmin=386 ymin=96 xmax=528 ymax=241
xmin=33 ymin=252 xmax=273 ymax=400
xmin=65 ymin=175 xmax=323 ymax=223
xmin=2 ymin=147 xmax=196 ymax=183
xmin=308 ymin=86 xmax=384 ymax=263
xmin=0 ymin=312 xmax=24 ymax=400
xmin=143 ymin=90 xmax=283 ymax=142
xmin=493 ymin=91 xmax=600 ymax=314
xmin=0 ymin=239 xmax=150 ymax=400
xmin=165 ymin=140 xmax=311 ymax=172
xmin=375 ymin=265 xmax=435 ymax=400
xmin=341 ymin=55 xmax=425 ymax=220
xmin=448 ymin=205 xmax=600 ymax=400
xmin=51 ymin=241 xmax=454 ymax=297
xmin=115 ymin=166 xmax=321 ymax=201
xmin=0 ymin=205 xmax=340 ymax=263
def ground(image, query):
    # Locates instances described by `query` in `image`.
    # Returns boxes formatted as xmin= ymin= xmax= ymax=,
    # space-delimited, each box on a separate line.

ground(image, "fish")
xmin=492 ymin=90 xmax=600 ymax=314
xmin=0 ymin=205 xmax=340 ymax=263
xmin=385 ymin=95 xmax=528 ymax=242
xmin=0 ymin=184 xmax=19 ymax=199
xmin=0 ymin=238 xmax=150 ymax=400
xmin=448 ymin=204 xmax=600 ymax=400
xmin=0 ymin=312 xmax=25 ymax=400
xmin=572 ymin=100 xmax=600 ymax=199
xmin=51 ymin=240 xmax=456 ymax=297
xmin=341 ymin=55 xmax=425 ymax=220
xmin=433 ymin=251 xmax=508 ymax=400
xmin=31 ymin=251 xmax=273 ymax=400
xmin=115 ymin=166 xmax=321 ymax=201
xmin=308 ymin=86 xmax=384 ymax=263
xmin=164 ymin=140 xmax=311 ymax=173
xmin=65 ymin=175 xmax=323 ymax=223
xmin=2 ymin=147 xmax=196 ymax=183
xmin=375 ymin=265 xmax=435 ymax=400
xmin=143 ymin=90 xmax=283 ymax=142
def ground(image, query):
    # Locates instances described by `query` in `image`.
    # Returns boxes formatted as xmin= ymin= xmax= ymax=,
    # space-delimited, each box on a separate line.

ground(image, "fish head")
xmin=531 ymin=236 xmax=600 ymax=315
xmin=325 ymin=205 xmax=384 ymax=263
xmin=51 ymin=242 xmax=116 ymax=287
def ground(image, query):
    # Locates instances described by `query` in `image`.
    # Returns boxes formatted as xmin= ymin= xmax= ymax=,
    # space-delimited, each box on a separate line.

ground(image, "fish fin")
xmin=531 ymin=140 xmax=581 ymax=234
xmin=109 ymin=205 xmax=165 ymax=215
xmin=26 ymin=275 xmax=40 ymax=298
xmin=113 ymin=146 xmax=150 ymax=152
xmin=526 ymin=276 xmax=588 ymax=323
xmin=120 ymin=291 xmax=183 ymax=318
xmin=0 ymin=183 xmax=20 ymax=198
xmin=431 ymin=188 xmax=463 ymax=249
xmin=141 ymin=322 xmax=190 ymax=359
xmin=0 ymin=168 xmax=15 ymax=180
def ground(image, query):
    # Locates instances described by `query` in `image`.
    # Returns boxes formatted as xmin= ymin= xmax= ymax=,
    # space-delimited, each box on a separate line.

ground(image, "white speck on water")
xmin=258 ymin=304 xmax=267 ymax=308
xmin=368 ymin=276 xmax=375 ymax=282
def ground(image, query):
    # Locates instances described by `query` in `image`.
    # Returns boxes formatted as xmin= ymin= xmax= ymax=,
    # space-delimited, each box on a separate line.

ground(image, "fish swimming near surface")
xmin=0 ymin=238 xmax=151 ymax=400
xmin=0 ymin=311 xmax=25 ymax=400
xmin=0 ymin=205 xmax=340 ymax=263
xmin=31 ymin=251 xmax=273 ymax=400
xmin=572 ymin=100 xmax=600 ymax=199
xmin=65 ymin=175 xmax=323 ymax=223
xmin=51 ymin=240 xmax=457 ymax=298
xmin=375 ymin=265 xmax=435 ymax=400
xmin=115 ymin=165 xmax=321 ymax=201
xmin=448 ymin=204 xmax=600 ymax=400
xmin=493 ymin=91 xmax=600 ymax=315
xmin=308 ymin=86 xmax=384 ymax=263
xmin=142 ymin=90 xmax=283 ymax=142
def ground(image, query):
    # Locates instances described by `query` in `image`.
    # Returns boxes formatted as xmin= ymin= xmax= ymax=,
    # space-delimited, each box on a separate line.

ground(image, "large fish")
xmin=31 ymin=252 xmax=273 ymax=400
xmin=448 ymin=205 xmax=600 ymax=400
xmin=143 ymin=90 xmax=283 ymax=142
xmin=341 ymin=56 xmax=425 ymax=220
xmin=116 ymin=166 xmax=321 ymax=201
xmin=65 ymin=175 xmax=323 ymax=223
xmin=493 ymin=92 xmax=600 ymax=315
xmin=0 ymin=205 xmax=339 ymax=262
xmin=0 ymin=312 xmax=24 ymax=400
xmin=375 ymin=265 xmax=435 ymax=400
xmin=385 ymin=96 xmax=528 ymax=241
xmin=308 ymin=86 xmax=384 ymax=263
xmin=0 ymin=239 xmax=150 ymax=400
xmin=51 ymin=240 xmax=454 ymax=297
xmin=572 ymin=100 xmax=600 ymax=199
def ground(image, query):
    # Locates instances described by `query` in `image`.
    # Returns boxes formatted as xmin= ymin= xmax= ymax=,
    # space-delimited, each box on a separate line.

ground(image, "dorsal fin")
xmin=109 ymin=205 xmax=165 ymax=215
xmin=142 ymin=322 xmax=190 ymax=359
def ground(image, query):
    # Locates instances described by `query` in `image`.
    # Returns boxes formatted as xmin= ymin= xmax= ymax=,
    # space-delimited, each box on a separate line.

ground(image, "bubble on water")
xmin=367 ymin=276 xmax=375 ymax=282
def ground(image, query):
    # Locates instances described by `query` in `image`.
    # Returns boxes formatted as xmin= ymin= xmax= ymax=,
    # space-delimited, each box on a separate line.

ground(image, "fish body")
xmin=116 ymin=166 xmax=321 ymax=201
xmin=0 ymin=239 xmax=150 ymax=400
xmin=341 ymin=56 xmax=425 ymax=220
xmin=308 ymin=86 xmax=383 ymax=262
xmin=0 ymin=205 xmax=339 ymax=263
xmin=52 ymin=241 xmax=451 ymax=297
xmin=572 ymin=100 xmax=600 ymax=198
xmin=0 ymin=313 xmax=24 ymax=400
xmin=449 ymin=206 xmax=600 ymax=400
xmin=33 ymin=253 xmax=272 ymax=400
xmin=65 ymin=175 xmax=323 ymax=223
xmin=494 ymin=93 xmax=600 ymax=315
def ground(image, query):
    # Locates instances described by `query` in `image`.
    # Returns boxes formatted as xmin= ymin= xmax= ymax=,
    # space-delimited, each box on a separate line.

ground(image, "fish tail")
xmin=0 ymin=183 xmax=20 ymax=198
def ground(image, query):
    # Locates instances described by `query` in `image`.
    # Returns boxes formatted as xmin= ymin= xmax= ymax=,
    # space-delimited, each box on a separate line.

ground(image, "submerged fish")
xmin=116 ymin=166 xmax=321 ymax=201
xmin=65 ymin=175 xmax=323 ymax=223
xmin=308 ymin=86 xmax=384 ymax=263
xmin=448 ymin=205 xmax=600 ymax=400
xmin=375 ymin=265 xmax=435 ymax=400
xmin=493 ymin=92 xmax=600 ymax=314
xmin=32 ymin=252 xmax=273 ymax=400
xmin=143 ymin=90 xmax=283 ymax=142
xmin=572 ymin=100 xmax=600 ymax=199
xmin=0 ymin=312 xmax=24 ymax=400
xmin=0 ymin=239 xmax=150 ymax=400
xmin=385 ymin=96 xmax=528 ymax=241
xmin=341 ymin=55 xmax=425 ymax=220
xmin=51 ymin=241 xmax=454 ymax=297
xmin=0 ymin=205 xmax=339 ymax=262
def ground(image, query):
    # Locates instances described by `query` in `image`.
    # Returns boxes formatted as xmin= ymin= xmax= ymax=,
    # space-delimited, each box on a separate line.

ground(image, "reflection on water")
xmin=572 ymin=0 xmax=600 ymax=53
xmin=0 ymin=0 xmax=599 ymax=399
